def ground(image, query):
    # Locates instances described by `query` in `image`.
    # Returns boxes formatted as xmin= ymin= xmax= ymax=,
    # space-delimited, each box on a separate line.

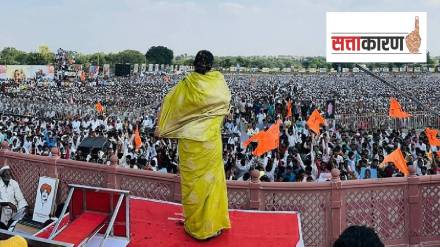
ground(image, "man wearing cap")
xmin=0 ymin=166 xmax=28 ymax=229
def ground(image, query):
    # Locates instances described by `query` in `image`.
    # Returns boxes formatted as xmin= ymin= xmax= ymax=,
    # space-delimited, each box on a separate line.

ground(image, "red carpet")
xmin=128 ymin=198 xmax=303 ymax=247
xmin=53 ymin=211 xmax=108 ymax=246
xmin=35 ymin=198 xmax=303 ymax=247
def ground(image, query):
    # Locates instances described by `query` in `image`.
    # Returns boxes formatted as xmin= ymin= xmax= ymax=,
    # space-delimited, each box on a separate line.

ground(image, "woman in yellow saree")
xmin=156 ymin=50 xmax=231 ymax=240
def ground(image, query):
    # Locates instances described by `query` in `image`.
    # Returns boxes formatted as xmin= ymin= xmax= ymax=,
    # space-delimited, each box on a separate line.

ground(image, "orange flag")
xmin=286 ymin=100 xmax=292 ymax=118
xmin=380 ymin=147 xmax=409 ymax=176
xmin=425 ymin=128 xmax=440 ymax=146
xmin=95 ymin=102 xmax=104 ymax=113
xmin=243 ymin=120 xmax=281 ymax=156
xmin=134 ymin=126 xmax=142 ymax=150
xmin=307 ymin=109 xmax=325 ymax=135
xmin=389 ymin=98 xmax=411 ymax=118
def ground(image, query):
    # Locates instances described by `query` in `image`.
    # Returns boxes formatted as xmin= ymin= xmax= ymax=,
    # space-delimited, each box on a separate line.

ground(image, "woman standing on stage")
xmin=156 ymin=50 xmax=231 ymax=240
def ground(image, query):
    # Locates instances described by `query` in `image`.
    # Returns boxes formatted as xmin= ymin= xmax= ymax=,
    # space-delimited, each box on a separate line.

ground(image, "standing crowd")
xmin=0 ymin=72 xmax=439 ymax=182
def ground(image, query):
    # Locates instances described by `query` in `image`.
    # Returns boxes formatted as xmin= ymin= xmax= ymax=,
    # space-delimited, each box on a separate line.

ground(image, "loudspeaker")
xmin=114 ymin=64 xmax=131 ymax=76
xmin=78 ymin=137 xmax=109 ymax=153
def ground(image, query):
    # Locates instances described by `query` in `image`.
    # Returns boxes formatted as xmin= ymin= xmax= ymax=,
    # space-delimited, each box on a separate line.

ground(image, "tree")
xmin=74 ymin=53 xmax=90 ymax=65
xmin=145 ymin=46 xmax=173 ymax=64
xmin=427 ymin=51 xmax=434 ymax=65
xmin=37 ymin=45 xmax=55 ymax=64
xmin=116 ymin=50 xmax=145 ymax=64
xmin=26 ymin=52 xmax=47 ymax=65
xmin=0 ymin=47 xmax=26 ymax=65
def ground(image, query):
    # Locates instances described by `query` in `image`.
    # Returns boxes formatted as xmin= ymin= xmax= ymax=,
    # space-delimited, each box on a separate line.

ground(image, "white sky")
xmin=2 ymin=0 xmax=440 ymax=56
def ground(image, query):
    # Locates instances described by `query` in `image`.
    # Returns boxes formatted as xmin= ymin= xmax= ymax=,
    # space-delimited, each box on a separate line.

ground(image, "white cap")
xmin=0 ymin=166 xmax=10 ymax=176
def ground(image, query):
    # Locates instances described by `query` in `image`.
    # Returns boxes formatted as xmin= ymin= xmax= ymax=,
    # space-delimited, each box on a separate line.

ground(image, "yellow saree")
xmin=157 ymin=71 xmax=231 ymax=239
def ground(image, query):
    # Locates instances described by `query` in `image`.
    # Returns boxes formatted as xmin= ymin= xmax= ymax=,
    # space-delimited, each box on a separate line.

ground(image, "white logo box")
xmin=326 ymin=12 xmax=427 ymax=63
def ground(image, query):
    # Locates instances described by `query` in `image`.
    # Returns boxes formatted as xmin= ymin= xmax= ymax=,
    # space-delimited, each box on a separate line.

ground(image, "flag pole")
xmin=355 ymin=64 xmax=439 ymax=117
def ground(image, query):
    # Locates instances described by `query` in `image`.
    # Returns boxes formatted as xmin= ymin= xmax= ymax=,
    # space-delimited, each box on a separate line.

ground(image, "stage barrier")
xmin=0 ymin=142 xmax=439 ymax=247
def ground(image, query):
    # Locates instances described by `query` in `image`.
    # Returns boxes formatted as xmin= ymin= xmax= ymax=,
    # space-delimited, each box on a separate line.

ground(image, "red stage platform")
xmin=35 ymin=196 xmax=303 ymax=247
xmin=128 ymin=198 xmax=303 ymax=247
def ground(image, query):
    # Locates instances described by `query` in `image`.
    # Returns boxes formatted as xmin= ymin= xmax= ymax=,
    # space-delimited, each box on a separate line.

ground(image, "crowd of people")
xmin=0 ymin=72 xmax=439 ymax=182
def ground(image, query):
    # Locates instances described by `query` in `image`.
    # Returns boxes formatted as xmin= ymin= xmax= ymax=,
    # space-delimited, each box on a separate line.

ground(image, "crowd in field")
xmin=0 ymin=72 xmax=439 ymax=182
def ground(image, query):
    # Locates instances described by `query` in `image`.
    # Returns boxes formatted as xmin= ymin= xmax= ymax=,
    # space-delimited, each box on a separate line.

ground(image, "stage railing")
xmin=1 ymin=143 xmax=439 ymax=247
xmin=335 ymin=112 xmax=440 ymax=130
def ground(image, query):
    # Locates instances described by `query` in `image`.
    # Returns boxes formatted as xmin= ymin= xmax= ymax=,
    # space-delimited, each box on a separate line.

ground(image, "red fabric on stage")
xmin=35 ymin=214 xmax=70 ymax=239
xmin=128 ymin=199 xmax=301 ymax=247
xmin=53 ymin=211 xmax=108 ymax=246
xmin=69 ymin=190 xmax=127 ymax=237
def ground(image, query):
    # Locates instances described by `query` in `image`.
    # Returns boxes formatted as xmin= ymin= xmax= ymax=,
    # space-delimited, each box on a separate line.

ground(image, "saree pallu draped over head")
xmin=157 ymin=71 xmax=231 ymax=240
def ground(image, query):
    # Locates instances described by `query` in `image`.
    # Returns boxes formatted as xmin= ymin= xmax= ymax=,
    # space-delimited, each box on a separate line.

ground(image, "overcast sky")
xmin=2 ymin=0 xmax=440 ymax=56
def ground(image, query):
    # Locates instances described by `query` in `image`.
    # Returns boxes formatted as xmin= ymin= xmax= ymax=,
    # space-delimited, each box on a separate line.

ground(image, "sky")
xmin=2 ymin=0 xmax=440 ymax=56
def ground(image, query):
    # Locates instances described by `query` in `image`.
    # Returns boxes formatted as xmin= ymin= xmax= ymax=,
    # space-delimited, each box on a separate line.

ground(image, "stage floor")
xmin=35 ymin=197 xmax=303 ymax=247
xmin=127 ymin=198 xmax=303 ymax=247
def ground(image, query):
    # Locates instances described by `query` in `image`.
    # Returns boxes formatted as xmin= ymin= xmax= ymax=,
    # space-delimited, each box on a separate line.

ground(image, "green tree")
xmin=0 ymin=47 xmax=26 ymax=65
xmin=37 ymin=45 xmax=55 ymax=64
xmin=427 ymin=51 xmax=434 ymax=65
xmin=116 ymin=50 xmax=145 ymax=64
xmin=89 ymin=52 xmax=109 ymax=65
xmin=26 ymin=52 xmax=47 ymax=65
xmin=74 ymin=53 xmax=90 ymax=65
xmin=145 ymin=46 xmax=173 ymax=64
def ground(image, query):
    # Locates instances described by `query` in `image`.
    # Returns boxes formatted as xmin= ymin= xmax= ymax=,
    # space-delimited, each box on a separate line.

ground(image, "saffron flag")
xmin=286 ymin=100 xmax=292 ymax=118
xmin=425 ymin=128 xmax=440 ymax=146
xmin=307 ymin=109 xmax=325 ymax=134
xmin=380 ymin=147 xmax=409 ymax=176
xmin=389 ymin=98 xmax=411 ymax=118
xmin=95 ymin=102 xmax=104 ymax=113
xmin=243 ymin=120 xmax=281 ymax=156
xmin=134 ymin=126 xmax=142 ymax=150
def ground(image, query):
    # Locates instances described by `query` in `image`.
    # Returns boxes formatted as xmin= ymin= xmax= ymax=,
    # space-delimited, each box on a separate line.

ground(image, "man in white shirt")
xmin=0 ymin=166 xmax=28 ymax=229
xmin=72 ymin=119 xmax=81 ymax=133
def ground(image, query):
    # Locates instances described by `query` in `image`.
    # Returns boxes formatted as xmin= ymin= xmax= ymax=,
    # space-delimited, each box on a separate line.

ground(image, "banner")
xmin=325 ymin=100 xmax=336 ymax=119
xmin=148 ymin=64 xmax=154 ymax=72
xmin=133 ymin=64 xmax=139 ymax=74
xmin=89 ymin=65 xmax=100 ymax=79
xmin=154 ymin=64 xmax=159 ymax=71
xmin=327 ymin=12 xmax=427 ymax=63
xmin=0 ymin=66 xmax=5 ymax=79
xmin=72 ymin=64 xmax=83 ymax=76
xmin=103 ymin=64 xmax=110 ymax=78
xmin=141 ymin=63 xmax=147 ymax=72
xmin=32 ymin=177 xmax=59 ymax=223
xmin=0 ymin=65 xmax=55 ymax=80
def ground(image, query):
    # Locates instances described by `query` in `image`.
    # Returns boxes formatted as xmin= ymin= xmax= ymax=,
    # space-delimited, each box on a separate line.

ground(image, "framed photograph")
xmin=32 ymin=177 xmax=59 ymax=223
